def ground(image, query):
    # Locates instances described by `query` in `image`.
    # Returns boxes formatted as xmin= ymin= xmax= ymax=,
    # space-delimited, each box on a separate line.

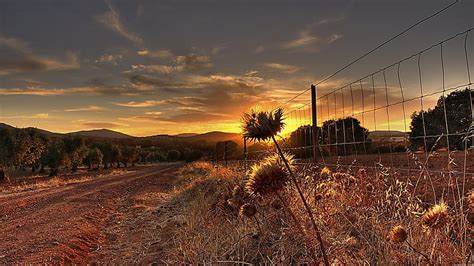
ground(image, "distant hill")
xmin=0 ymin=123 xmax=62 ymax=137
xmin=183 ymin=131 xmax=242 ymax=143
xmin=0 ymin=122 xmax=242 ymax=143
xmin=0 ymin=123 xmax=15 ymax=130
xmin=174 ymin=133 xmax=199 ymax=138
xmin=68 ymin=129 xmax=132 ymax=139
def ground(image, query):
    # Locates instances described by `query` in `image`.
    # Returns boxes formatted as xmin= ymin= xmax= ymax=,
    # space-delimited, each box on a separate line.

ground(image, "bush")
xmin=184 ymin=149 xmax=203 ymax=162
xmin=166 ymin=150 xmax=181 ymax=161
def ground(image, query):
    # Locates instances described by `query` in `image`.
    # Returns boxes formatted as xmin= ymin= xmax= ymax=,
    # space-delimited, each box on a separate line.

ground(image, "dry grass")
xmin=0 ymin=169 xmax=129 ymax=194
xmin=162 ymin=159 xmax=473 ymax=264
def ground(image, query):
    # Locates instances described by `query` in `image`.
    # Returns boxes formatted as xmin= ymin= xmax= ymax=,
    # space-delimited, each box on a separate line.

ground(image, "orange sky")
xmin=0 ymin=1 xmax=472 ymax=136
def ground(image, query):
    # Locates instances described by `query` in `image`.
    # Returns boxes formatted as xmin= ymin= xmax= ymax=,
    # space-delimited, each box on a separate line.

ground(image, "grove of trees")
xmin=0 ymin=126 xmax=209 ymax=181
xmin=410 ymin=88 xmax=472 ymax=150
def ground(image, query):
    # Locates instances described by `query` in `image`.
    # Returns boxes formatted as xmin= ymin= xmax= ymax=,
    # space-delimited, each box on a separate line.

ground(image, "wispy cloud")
xmin=254 ymin=45 xmax=265 ymax=54
xmin=137 ymin=49 xmax=173 ymax=59
xmin=176 ymin=54 xmax=212 ymax=71
xmin=95 ymin=0 xmax=142 ymax=44
xmin=65 ymin=106 xmax=106 ymax=112
xmin=113 ymin=100 xmax=165 ymax=107
xmin=327 ymin=33 xmax=343 ymax=44
xmin=95 ymin=54 xmax=123 ymax=65
xmin=132 ymin=110 xmax=232 ymax=123
xmin=0 ymin=35 xmax=80 ymax=75
xmin=282 ymin=2 xmax=351 ymax=53
xmin=282 ymin=30 xmax=320 ymax=51
xmin=131 ymin=64 xmax=177 ymax=74
xmin=0 ymin=113 xmax=49 ymax=119
xmin=130 ymin=52 xmax=212 ymax=74
xmin=264 ymin=63 xmax=301 ymax=74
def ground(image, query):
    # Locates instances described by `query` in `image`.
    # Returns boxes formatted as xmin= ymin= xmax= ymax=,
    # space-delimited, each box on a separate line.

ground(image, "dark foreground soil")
xmin=0 ymin=163 xmax=184 ymax=264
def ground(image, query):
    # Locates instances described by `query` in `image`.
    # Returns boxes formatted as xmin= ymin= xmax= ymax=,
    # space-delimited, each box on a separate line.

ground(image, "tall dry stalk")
xmin=242 ymin=108 xmax=329 ymax=266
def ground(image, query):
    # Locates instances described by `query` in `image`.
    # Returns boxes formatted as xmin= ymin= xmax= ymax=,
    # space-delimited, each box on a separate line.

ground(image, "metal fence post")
xmin=311 ymin=84 xmax=319 ymax=164
xmin=471 ymin=88 xmax=474 ymax=148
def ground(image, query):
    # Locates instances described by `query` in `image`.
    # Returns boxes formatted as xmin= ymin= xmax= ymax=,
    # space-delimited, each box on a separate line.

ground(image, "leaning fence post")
xmin=311 ymin=84 xmax=319 ymax=164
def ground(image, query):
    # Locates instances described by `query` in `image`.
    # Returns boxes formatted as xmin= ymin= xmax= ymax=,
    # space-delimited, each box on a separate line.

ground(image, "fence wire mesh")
xmin=244 ymin=28 xmax=474 ymax=180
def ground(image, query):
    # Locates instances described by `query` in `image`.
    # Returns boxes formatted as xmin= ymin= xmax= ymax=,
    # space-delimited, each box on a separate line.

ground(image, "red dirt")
xmin=0 ymin=163 xmax=183 ymax=264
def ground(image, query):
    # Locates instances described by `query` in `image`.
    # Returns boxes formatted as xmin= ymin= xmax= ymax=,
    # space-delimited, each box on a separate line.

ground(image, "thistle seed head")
xmin=421 ymin=202 xmax=449 ymax=229
xmin=270 ymin=199 xmax=283 ymax=210
xmin=320 ymin=167 xmax=332 ymax=179
xmin=386 ymin=225 xmax=408 ymax=244
xmin=467 ymin=191 xmax=474 ymax=211
xmin=240 ymin=203 xmax=257 ymax=218
xmin=245 ymin=152 xmax=294 ymax=196
xmin=242 ymin=108 xmax=285 ymax=142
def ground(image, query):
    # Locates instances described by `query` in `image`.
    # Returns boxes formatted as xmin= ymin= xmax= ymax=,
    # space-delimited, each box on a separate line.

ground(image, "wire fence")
xmin=243 ymin=28 xmax=474 ymax=179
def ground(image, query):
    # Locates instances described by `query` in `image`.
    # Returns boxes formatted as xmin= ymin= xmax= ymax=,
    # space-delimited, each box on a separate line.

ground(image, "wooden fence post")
xmin=311 ymin=85 xmax=319 ymax=164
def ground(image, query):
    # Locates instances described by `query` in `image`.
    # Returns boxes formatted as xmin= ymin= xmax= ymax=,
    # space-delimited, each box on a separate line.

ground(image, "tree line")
xmin=0 ymin=128 xmax=208 ymax=180
xmin=286 ymin=88 xmax=472 ymax=157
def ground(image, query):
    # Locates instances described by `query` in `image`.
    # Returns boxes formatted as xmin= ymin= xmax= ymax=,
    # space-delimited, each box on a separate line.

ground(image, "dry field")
xmin=0 ymin=158 xmax=472 ymax=264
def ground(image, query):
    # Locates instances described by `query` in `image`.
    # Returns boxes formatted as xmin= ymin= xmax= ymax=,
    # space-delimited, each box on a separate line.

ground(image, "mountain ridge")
xmin=0 ymin=123 xmax=241 ymax=142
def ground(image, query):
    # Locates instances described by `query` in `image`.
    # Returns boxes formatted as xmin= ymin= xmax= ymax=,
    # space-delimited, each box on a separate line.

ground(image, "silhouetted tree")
xmin=410 ymin=88 xmax=472 ymax=150
xmin=84 ymin=147 xmax=103 ymax=170
xmin=94 ymin=142 xmax=113 ymax=169
xmin=41 ymin=140 xmax=66 ymax=177
xmin=321 ymin=117 xmax=369 ymax=156
xmin=63 ymin=136 xmax=87 ymax=172
xmin=0 ymin=127 xmax=14 ymax=181
xmin=121 ymin=146 xmax=139 ymax=167
xmin=184 ymin=148 xmax=203 ymax=162
xmin=166 ymin=150 xmax=181 ymax=161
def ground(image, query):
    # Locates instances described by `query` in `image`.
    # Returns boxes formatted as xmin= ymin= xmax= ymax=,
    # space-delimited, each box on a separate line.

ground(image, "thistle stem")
xmin=272 ymin=135 xmax=330 ymax=266
xmin=406 ymin=240 xmax=431 ymax=264
xmin=275 ymin=191 xmax=318 ymax=263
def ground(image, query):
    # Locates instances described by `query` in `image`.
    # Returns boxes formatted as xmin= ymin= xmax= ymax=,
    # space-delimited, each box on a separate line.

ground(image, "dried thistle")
xmin=241 ymin=108 xmax=285 ymax=142
xmin=320 ymin=167 xmax=332 ymax=179
xmin=245 ymin=152 xmax=294 ymax=196
xmin=467 ymin=191 xmax=474 ymax=211
xmin=270 ymin=199 xmax=283 ymax=210
xmin=240 ymin=203 xmax=257 ymax=218
xmin=421 ymin=202 xmax=449 ymax=229
xmin=358 ymin=168 xmax=367 ymax=179
xmin=386 ymin=225 xmax=408 ymax=244
xmin=315 ymin=193 xmax=323 ymax=201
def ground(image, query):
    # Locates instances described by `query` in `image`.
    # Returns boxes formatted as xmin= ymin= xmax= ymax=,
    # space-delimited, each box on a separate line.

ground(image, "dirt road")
xmin=0 ymin=163 xmax=183 ymax=264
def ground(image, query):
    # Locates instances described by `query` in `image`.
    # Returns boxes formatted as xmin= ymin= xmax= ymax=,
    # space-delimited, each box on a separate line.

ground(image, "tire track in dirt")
xmin=0 ymin=163 xmax=180 ymax=264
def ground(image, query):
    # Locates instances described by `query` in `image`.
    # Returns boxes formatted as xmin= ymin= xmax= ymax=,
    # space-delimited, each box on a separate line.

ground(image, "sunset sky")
xmin=0 ymin=0 xmax=472 ymax=136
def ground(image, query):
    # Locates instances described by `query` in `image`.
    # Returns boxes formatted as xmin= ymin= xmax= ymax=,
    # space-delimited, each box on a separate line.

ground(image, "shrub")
xmin=166 ymin=150 xmax=181 ymax=161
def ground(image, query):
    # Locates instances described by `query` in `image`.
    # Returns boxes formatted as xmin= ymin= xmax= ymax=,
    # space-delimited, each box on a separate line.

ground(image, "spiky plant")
xmin=270 ymin=199 xmax=283 ymax=210
xmin=386 ymin=225 xmax=408 ymax=244
xmin=242 ymin=108 xmax=285 ymax=142
xmin=421 ymin=202 xmax=449 ymax=229
xmin=245 ymin=152 xmax=294 ymax=196
xmin=320 ymin=167 xmax=332 ymax=179
xmin=467 ymin=191 xmax=474 ymax=211
xmin=239 ymin=203 xmax=257 ymax=218
xmin=242 ymin=108 xmax=329 ymax=266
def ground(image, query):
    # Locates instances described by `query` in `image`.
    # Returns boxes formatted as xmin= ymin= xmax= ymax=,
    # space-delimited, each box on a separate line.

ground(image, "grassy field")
xmin=163 ymin=159 xmax=473 ymax=264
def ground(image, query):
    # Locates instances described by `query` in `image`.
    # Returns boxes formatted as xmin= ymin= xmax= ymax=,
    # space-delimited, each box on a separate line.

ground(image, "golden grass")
xmin=163 ymin=161 xmax=472 ymax=264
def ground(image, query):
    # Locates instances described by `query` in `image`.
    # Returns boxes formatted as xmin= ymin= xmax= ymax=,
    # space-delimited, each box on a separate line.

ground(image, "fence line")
xmin=242 ymin=28 xmax=474 ymax=181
